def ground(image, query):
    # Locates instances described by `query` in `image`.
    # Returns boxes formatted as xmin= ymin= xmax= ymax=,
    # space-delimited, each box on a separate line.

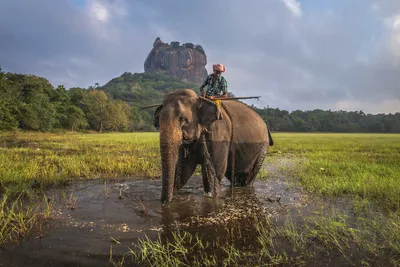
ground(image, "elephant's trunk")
xmin=160 ymin=119 xmax=182 ymax=203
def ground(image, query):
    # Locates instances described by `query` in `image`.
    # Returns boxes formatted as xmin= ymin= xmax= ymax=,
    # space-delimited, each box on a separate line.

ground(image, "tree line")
xmin=253 ymin=106 xmax=400 ymax=133
xmin=1 ymin=66 xmax=399 ymax=133
xmin=0 ymin=67 xmax=152 ymax=132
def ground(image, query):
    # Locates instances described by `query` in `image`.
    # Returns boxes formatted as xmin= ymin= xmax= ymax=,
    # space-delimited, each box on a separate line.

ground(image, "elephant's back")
xmin=221 ymin=100 xmax=267 ymax=143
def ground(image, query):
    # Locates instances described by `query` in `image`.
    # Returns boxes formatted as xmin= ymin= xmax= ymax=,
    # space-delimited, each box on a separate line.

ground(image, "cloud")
xmin=89 ymin=0 xmax=128 ymax=23
xmin=334 ymin=99 xmax=400 ymax=114
xmin=0 ymin=0 xmax=399 ymax=114
xmin=387 ymin=15 xmax=400 ymax=58
xmin=0 ymin=0 xmax=153 ymax=88
xmin=90 ymin=2 xmax=110 ymax=22
xmin=393 ymin=16 xmax=400 ymax=29
xmin=282 ymin=0 xmax=302 ymax=17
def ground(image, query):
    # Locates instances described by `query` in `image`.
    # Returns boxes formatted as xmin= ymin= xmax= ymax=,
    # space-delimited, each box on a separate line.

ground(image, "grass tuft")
xmin=0 ymin=191 xmax=53 ymax=245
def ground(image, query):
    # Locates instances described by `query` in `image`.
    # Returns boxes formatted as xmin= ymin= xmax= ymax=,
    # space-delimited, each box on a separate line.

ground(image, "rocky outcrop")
xmin=144 ymin=37 xmax=208 ymax=84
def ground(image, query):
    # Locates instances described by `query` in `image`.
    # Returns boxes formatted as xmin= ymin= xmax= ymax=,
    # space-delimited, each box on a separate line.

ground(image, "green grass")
xmin=0 ymin=131 xmax=161 ymax=193
xmin=264 ymin=133 xmax=400 ymax=211
xmin=1 ymin=131 xmax=399 ymax=265
xmin=111 ymin=210 xmax=399 ymax=266
xmin=1 ymin=131 xmax=399 ymax=211
xmin=0 ymin=191 xmax=53 ymax=245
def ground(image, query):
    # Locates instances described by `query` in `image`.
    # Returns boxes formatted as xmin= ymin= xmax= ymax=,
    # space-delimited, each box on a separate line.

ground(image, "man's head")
xmin=213 ymin=63 xmax=225 ymax=76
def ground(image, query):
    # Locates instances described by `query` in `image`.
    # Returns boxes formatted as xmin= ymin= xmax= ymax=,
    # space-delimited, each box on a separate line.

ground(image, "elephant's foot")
xmin=204 ymin=187 xmax=221 ymax=198
xmin=203 ymin=192 xmax=214 ymax=198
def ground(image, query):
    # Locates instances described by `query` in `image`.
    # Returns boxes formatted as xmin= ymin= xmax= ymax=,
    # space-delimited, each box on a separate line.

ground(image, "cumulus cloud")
xmin=0 ymin=0 xmax=399 ymax=114
xmin=334 ymin=99 xmax=400 ymax=114
xmin=282 ymin=0 xmax=302 ymax=17
xmin=387 ymin=15 xmax=400 ymax=58
xmin=90 ymin=2 xmax=110 ymax=22
xmin=393 ymin=16 xmax=400 ymax=29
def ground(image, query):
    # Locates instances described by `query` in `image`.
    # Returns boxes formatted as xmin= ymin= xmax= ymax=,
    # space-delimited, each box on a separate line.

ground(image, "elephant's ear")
xmin=153 ymin=104 xmax=163 ymax=129
xmin=197 ymin=98 xmax=219 ymax=125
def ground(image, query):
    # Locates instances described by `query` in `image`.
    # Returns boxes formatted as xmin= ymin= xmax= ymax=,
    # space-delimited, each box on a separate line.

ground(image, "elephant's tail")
xmin=267 ymin=126 xmax=274 ymax=146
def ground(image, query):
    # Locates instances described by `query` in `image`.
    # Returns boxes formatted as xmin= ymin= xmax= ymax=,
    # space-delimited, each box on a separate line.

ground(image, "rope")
xmin=200 ymin=130 xmax=218 ymax=195
xmin=174 ymin=146 xmax=183 ymax=190
xmin=220 ymin=102 xmax=236 ymax=193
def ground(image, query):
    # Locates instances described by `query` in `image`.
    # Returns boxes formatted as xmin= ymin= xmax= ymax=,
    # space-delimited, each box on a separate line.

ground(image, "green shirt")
xmin=201 ymin=74 xmax=228 ymax=96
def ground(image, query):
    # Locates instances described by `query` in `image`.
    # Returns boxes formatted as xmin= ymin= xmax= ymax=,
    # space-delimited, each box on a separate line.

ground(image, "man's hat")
xmin=213 ymin=63 xmax=225 ymax=73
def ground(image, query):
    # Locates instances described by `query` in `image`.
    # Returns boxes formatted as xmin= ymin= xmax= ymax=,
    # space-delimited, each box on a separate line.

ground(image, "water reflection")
xmin=0 ymin=177 xmax=304 ymax=267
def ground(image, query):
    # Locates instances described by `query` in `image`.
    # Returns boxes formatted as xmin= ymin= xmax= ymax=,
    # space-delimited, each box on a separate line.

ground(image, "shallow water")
xmin=0 ymin=176 xmax=309 ymax=267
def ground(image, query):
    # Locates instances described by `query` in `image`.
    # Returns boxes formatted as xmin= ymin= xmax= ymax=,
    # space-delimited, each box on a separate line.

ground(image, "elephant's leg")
xmin=210 ymin=142 xmax=229 ymax=198
xmin=234 ymin=173 xmax=247 ymax=186
xmin=225 ymin=150 xmax=243 ymax=186
xmin=201 ymin=140 xmax=230 ymax=198
xmin=201 ymin=162 xmax=224 ymax=197
xmin=244 ymin=141 xmax=269 ymax=186
xmin=174 ymin=147 xmax=198 ymax=191
xmin=225 ymin=141 xmax=268 ymax=187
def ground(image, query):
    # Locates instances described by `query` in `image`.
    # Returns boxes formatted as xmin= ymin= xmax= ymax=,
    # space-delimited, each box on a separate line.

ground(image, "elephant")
xmin=153 ymin=89 xmax=273 ymax=203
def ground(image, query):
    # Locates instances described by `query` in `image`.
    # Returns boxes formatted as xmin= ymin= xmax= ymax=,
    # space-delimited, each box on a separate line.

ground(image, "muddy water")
xmin=0 ymin=176 xmax=309 ymax=267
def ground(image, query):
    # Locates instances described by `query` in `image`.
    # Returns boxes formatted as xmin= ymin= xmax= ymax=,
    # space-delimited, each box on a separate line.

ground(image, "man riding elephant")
xmin=153 ymin=87 xmax=273 ymax=203
xmin=200 ymin=63 xmax=228 ymax=99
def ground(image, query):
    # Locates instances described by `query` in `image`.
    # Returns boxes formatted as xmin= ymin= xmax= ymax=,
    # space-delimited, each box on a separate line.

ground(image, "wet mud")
xmin=0 ymin=174 xmax=311 ymax=267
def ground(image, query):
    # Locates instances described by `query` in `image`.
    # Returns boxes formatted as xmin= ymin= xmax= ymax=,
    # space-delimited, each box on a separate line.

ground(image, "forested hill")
xmin=0 ymin=68 xmax=200 ymax=132
xmin=1 ymin=66 xmax=400 ymax=133
xmin=100 ymin=71 xmax=200 ymax=106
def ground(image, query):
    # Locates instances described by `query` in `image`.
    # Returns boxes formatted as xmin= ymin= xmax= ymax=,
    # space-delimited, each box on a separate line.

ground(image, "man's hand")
xmin=200 ymin=88 xmax=206 ymax=97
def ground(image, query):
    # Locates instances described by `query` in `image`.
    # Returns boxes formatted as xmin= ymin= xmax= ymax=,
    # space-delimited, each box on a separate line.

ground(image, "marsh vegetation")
xmin=0 ymin=132 xmax=399 ymax=266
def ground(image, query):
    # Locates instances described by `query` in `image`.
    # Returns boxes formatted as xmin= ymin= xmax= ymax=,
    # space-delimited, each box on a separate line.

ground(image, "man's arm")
xmin=199 ymin=76 xmax=209 ymax=97
xmin=200 ymin=85 xmax=206 ymax=97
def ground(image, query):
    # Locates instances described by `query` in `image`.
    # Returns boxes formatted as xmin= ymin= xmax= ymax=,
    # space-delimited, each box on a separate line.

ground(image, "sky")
xmin=0 ymin=0 xmax=399 ymax=114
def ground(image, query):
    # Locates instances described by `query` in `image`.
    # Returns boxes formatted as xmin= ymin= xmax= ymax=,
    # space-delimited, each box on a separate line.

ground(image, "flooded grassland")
xmin=0 ymin=132 xmax=399 ymax=266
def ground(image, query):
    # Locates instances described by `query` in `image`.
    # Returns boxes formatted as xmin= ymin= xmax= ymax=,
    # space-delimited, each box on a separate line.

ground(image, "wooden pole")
xmin=140 ymin=96 xmax=262 ymax=109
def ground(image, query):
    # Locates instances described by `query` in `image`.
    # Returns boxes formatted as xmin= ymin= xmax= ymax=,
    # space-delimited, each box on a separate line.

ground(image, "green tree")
xmin=84 ymin=90 xmax=108 ymax=132
xmin=51 ymin=85 xmax=71 ymax=128
xmin=104 ymin=100 xmax=131 ymax=131
xmin=170 ymin=41 xmax=180 ymax=48
xmin=65 ymin=105 xmax=88 ymax=131
xmin=0 ymin=100 xmax=18 ymax=130
xmin=2 ymin=67 xmax=400 ymax=133
xmin=3 ymin=73 xmax=56 ymax=131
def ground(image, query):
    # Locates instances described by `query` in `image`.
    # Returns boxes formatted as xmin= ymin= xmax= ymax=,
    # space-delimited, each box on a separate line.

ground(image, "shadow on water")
xmin=0 ymin=175 xmax=309 ymax=267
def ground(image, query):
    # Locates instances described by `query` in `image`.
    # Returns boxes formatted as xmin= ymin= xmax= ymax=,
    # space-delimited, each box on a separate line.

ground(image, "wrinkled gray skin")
xmin=154 ymin=89 xmax=273 ymax=204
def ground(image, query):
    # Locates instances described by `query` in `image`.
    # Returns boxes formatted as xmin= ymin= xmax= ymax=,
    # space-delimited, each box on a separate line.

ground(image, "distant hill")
xmin=100 ymin=72 xmax=200 ymax=108
xmin=97 ymin=72 xmax=202 ymax=130
xmin=89 ymin=71 xmax=400 ymax=133
xmin=144 ymin=37 xmax=208 ymax=84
